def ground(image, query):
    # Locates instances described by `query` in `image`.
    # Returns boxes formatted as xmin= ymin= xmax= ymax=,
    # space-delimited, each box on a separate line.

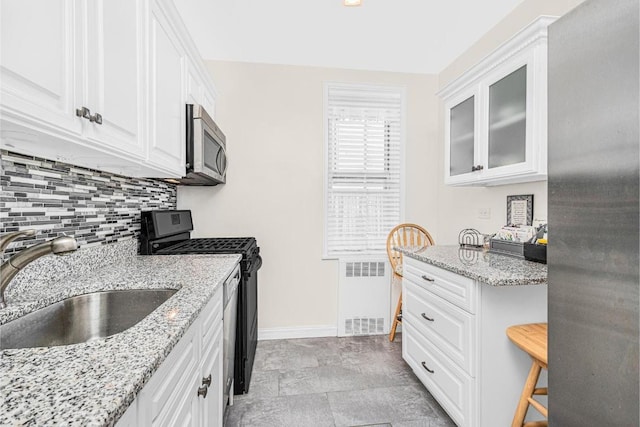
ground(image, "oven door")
xmin=193 ymin=105 xmax=227 ymax=184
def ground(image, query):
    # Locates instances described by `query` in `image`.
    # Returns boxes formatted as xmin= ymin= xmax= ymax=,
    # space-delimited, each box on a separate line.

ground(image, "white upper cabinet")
xmin=0 ymin=0 xmax=146 ymax=175
xmin=83 ymin=0 xmax=146 ymax=158
xmin=0 ymin=0 xmax=217 ymax=179
xmin=147 ymin=0 xmax=187 ymax=176
xmin=1 ymin=0 xmax=81 ymax=135
xmin=440 ymin=16 xmax=556 ymax=186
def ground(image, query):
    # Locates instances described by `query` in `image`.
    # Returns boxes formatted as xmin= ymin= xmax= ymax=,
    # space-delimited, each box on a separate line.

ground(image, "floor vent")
xmin=345 ymin=317 xmax=385 ymax=336
xmin=338 ymin=257 xmax=391 ymax=337
xmin=345 ymin=261 xmax=385 ymax=278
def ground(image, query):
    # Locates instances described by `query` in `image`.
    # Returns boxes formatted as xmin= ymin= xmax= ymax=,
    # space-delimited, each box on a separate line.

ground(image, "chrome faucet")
xmin=0 ymin=230 xmax=78 ymax=309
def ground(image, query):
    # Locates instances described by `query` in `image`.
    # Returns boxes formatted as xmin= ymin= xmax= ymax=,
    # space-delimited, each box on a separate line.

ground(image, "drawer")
xmin=403 ymin=281 xmax=476 ymax=376
xmin=403 ymin=321 xmax=473 ymax=427
xmin=404 ymin=256 xmax=477 ymax=313
xmin=201 ymin=283 xmax=224 ymax=352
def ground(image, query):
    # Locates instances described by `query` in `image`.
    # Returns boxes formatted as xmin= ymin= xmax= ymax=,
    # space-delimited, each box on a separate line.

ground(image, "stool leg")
xmin=389 ymin=292 xmax=402 ymax=342
xmin=511 ymin=358 xmax=542 ymax=427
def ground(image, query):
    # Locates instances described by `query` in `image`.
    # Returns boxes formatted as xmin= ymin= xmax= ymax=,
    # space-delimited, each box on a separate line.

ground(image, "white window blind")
xmin=324 ymin=83 xmax=403 ymax=257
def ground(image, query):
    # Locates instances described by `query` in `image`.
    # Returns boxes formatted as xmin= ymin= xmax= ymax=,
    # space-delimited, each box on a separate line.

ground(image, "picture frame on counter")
xmin=507 ymin=194 xmax=534 ymax=226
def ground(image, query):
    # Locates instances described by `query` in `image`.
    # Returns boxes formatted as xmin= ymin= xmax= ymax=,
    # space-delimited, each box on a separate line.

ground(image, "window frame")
xmin=322 ymin=81 xmax=406 ymax=259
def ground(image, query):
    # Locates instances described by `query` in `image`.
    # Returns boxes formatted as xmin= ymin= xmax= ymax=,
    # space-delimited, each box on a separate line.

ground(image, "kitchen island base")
xmin=402 ymin=253 xmax=547 ymax=427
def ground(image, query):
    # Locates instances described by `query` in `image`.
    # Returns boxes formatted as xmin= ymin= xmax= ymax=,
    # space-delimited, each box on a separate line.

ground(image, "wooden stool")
xmin=506 ymin=323 xmax=548 ymax=427
xmin=386 ymin=224 xmax=434 ymax=342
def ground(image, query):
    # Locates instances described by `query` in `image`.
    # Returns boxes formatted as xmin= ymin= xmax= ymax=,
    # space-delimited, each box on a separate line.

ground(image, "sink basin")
xmin=0 ymin=289 xmax=177 ymax=350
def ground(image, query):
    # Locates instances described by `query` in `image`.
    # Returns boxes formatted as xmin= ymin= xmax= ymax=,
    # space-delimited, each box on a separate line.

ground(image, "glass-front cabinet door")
xmin=449 ymin=96 xmax=475 ymax=176
xmin=487 ymin=65 xmax=527 ymax=170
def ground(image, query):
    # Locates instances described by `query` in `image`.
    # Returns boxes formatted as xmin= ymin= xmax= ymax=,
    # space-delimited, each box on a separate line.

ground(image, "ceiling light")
xmin=344 ymin=0 xmax=362 ymax=6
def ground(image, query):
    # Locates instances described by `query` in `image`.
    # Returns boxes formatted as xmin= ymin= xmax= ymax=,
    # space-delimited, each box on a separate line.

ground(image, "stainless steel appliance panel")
xmin=548 ymin=0 xmax=639 ymax=425
xmin=223 ymin=266 xmax=240 ymax=411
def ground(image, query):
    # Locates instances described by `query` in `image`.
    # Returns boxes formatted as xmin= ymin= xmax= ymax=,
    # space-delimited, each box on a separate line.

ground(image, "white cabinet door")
xmin=185 ymin=59 xmax=217 ymax=118
xmin=0 ymin=0 xmax=81 ymax=134
xmin=147 ymin=0 xmax=186 ymax=177
xmin=200 ymin=325 xmax=223 ymax=426
xmin=201 ymin=88 xmax=216 ymax=119
xmin=137 ymin=324 xmax=200 ymax=426
xmin=115 ymin=399 xmax=138 ymax=427
xmin=185 ymin=59 xmax=204 ymax=106
xmin=446 ymin=94 xmax=477 ymax=179
xmin=164 ymin=372 xmax=201 ymax=427
xmin=83 ymin=0 xmax=145 ymax=158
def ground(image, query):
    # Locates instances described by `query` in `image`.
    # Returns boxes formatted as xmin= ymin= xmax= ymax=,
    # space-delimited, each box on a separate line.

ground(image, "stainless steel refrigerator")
xmin=548 ymin=0 xmax=639 ymax=425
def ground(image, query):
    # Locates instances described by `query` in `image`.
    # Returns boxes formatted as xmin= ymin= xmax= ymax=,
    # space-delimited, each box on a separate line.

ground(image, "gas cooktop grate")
xmin=158 ymin=237 xmax=256 ymax=255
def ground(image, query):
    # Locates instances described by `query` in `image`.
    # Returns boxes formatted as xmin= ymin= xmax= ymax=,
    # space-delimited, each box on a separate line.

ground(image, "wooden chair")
xmin=506 ymin=323 xmax=549 ymax=427
xmin=387 ymin=223 xmax=434 ymax=342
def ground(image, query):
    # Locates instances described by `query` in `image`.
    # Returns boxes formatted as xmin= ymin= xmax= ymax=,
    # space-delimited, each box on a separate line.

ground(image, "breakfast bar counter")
xmin=396 ymin=245 xmax=547 ymax=286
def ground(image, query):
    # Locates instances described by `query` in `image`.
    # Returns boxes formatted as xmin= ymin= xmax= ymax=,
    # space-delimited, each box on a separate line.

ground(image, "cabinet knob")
xmin=421 ymin=313 xmax=435 ymax=322
xmin=421 ymin=361 xmax=435 ymax=374
xmin=75 ymin=107 xmax=91 ymax=120
xmin=202 ymin=374 xmax=212 ymax=387
xmin=90 ymin=112 xmax=103 ymax=125
xmin=471 ymin=165 xmax=484 ymax=172
xmin=197 ymin=385 xmax=208 ymax=398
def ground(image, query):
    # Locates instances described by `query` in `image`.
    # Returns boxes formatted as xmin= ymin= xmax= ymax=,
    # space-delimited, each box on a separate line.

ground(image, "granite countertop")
xmin=397 ymin=245 xmax=547 ymax=286
xmin=0 ymin=253 xmax=241 ymax=426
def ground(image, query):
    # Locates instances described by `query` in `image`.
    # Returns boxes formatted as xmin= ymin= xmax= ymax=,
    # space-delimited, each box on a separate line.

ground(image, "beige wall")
xmin=178 ymin=0 xmax=585 ymax=333
xmin=178 ymin=62 xmax=439 ymax=331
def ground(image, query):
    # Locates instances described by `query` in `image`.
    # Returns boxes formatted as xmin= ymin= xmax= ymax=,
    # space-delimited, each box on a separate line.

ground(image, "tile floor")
xmin=224 ymin=334 xmax=456 ymax=427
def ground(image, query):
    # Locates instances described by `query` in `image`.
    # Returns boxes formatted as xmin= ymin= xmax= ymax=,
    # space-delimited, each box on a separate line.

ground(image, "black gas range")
xmin=139 ymin=210 xmax=261 ymax=395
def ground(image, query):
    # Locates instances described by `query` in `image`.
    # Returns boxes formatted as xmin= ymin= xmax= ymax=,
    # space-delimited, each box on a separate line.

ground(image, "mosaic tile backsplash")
xmin=0 ymin=150 xmax=177 ymax=259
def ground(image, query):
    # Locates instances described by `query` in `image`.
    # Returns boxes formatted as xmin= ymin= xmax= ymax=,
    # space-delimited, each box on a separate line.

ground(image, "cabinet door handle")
xmin=421 ymin=361 xmax=435 ymax=374
xmin=471 ymin=164 xmax=484 ymax=172
xmin=197 ymin=385 xmax=208 ymax=398
xmin=90 ymin=112 xmax=103 ymax=125
xmin=421 ymin=275 xmax=434 ymax=282
xmin=421 ymin=313 xmax=434 ymax=322
xmin=202 ymin=374 xmax=212 ymax=387
xmin=75 ymin=107 xmax=91 ymax=120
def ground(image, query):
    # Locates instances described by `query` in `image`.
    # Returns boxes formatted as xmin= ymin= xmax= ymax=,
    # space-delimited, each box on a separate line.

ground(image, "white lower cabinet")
xmin=402 ymin=256 xmax=547 ymax=427
xmin=117 ymin=283 xmax=224 ymax=427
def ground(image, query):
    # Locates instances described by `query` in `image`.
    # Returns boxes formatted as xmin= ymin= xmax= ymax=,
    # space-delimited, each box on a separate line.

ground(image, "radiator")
xmin=337 ymin=257 xmax=391 ymax=337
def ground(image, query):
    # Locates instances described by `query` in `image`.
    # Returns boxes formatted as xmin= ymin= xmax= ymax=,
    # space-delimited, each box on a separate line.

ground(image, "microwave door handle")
xmin=219 ymin=143 xmax=228 ymax=177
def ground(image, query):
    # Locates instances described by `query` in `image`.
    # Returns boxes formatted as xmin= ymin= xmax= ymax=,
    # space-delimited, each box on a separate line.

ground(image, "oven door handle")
xmin=246 ymin=255 xmax=262 ymax=276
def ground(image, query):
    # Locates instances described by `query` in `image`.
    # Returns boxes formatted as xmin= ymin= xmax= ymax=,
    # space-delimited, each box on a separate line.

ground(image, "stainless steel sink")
xmin=0 ymin=289 xmax=177 ymax=350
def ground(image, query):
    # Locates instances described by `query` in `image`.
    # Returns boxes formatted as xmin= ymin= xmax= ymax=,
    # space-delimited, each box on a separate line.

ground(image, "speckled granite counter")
xmin=0 ymin=252 xmax=241 ymax=426
xmin=397 ymin=245 xmax=547 ymax=286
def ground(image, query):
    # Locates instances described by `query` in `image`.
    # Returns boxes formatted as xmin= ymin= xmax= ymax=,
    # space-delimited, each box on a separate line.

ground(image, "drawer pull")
xmin=421 ymin=313 xmax=434 ymax=322
xmin=421 ymin=275 xmax=435 ymax=282
xmin=421 ymin=361 xmax=435 ymax=374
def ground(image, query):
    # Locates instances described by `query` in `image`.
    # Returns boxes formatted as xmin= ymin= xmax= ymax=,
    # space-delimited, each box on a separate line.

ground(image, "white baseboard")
xmin=258 ymin=325 xmax=337 ymax=341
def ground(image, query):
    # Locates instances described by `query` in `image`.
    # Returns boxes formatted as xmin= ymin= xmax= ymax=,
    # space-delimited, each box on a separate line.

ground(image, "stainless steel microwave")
xmin=178 ymin=104 xmax=227 ymax=186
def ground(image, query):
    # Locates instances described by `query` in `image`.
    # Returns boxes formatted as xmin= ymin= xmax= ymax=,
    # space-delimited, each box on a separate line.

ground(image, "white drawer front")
xmin=403 ymin=321 xmax=473 ymax=427
xmin=404 ymin=281 xmax=476 ymax=376
xmin=405 ymin=257 xmax=477 ymax=313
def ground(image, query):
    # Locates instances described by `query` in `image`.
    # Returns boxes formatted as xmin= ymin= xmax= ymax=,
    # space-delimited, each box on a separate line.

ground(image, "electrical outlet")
xmin=478 ymin=207 xmax=491 ymax=220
